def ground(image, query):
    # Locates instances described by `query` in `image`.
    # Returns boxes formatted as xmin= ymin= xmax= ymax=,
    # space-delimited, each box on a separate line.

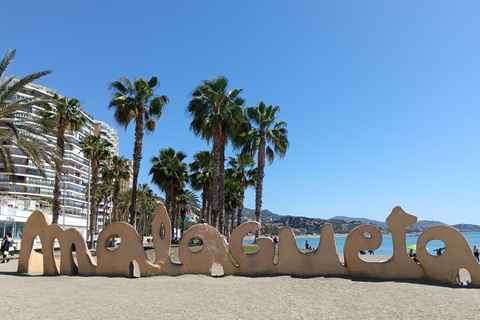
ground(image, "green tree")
xmin=224 ymin=179 xmax=244 ymax=236
xmin=226 ymin=153 xmax=256 ymax=227
xmin=117 ymin=189 xmax=132 ymax=222
xmin=102 ymin=155 xmax=131 ymax=222
xmin=189 ymin=150 xmax=213 ymax=223
xmin=187 ymin=76 xmax=245 ymax=230
xmin=176 ymin=189 xmax=200 ymax=237
xmin=243 ymin=101 xmax=289 ymax=230
xmin=97 ymin=179 xmax=113 ymax=227
xmin=136 ymin=183 xmax=157 ymax=237
xmin=108 ymin=76 xmax=169 ymax=228
xmin=0 ymin=49 xmax=59 ymax=181
xmin=80 ymin=135 xmax=112 ymax=247
xmin=149 ymin=147 xmax=189 ymax=240
xmin=41 ymin=93 xmax=86 ymax=224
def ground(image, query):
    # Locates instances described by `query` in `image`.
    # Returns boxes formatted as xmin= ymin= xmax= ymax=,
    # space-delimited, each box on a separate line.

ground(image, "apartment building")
xmin=0 ymin=80 xmax=94 ymax=240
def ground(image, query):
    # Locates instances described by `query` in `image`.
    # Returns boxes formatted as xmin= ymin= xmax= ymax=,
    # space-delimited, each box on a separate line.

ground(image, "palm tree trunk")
xmin=52 ymin=169 xmax=62 ymax=224
xmin=180 ymin=208 xmax=186 ymax=237
xmin=231 ymin=208 xmax=235 ymax=234
xmin=130 ymin=114 xmax=144 ymax=228
xmin=201 ymin=187 xmax=207 ymax=221
xmin=212 ymin=132 xmax=221 ymax=229
xmin=237 ymin=202 xmax=244 ymax=227
xmin=89 ymin=163 xmax=99 ymax=249
xmin=52 ymin=128 xmax=66 ymax=224
xmin=219 ymin=141 xmax=226 ymax=232
xmin=112 ymin=181 xmax=120 ymax=222
xmin=255 ymin=140 xmax=266 ymax=237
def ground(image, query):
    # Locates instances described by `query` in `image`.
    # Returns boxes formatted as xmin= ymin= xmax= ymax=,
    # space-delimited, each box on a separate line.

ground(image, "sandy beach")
xmin=1 ymin=255 xmax=479 ymax=320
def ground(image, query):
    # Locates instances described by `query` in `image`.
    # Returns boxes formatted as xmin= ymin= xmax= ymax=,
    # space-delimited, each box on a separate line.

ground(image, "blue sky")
xmin=2 ymin=1 xmax=480 ymax=224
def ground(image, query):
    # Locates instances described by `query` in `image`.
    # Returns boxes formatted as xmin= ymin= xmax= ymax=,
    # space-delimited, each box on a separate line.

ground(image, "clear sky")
xmin=2 ymin=1 xmax=480 ymax=225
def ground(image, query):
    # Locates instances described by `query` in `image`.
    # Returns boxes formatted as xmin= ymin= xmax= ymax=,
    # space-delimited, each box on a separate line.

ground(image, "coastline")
xmin=243 ymin=233 xmax=349 ymax=240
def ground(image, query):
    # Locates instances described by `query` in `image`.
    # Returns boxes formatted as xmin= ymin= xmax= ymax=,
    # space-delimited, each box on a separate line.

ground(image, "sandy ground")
xmin=1 ymin=255 xmax=479 ymax=320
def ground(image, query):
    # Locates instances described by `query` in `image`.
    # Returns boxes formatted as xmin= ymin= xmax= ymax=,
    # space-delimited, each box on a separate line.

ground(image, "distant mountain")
xmin=331 ymin=216 xmax=388 ymax=229
xmin=242 ymin=209 xmax=479 ymax=234
xmin=242 ymin=208 xmax=281 ymax=221
xmin=452 ymin=224 xmax=480 ymax=232
xmin=331 ymin=216 xmax=446 ymax=231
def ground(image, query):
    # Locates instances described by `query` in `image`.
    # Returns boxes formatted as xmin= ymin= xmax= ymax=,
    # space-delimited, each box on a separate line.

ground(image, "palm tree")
xmin=176 ymin=189 xmax=200 ymax=237
xmin=224 ymin=179 xmax=244 ymax=236
xmin=108 ymin=76 xmax=169 ymax=228
xmin=149 ymin=147 xmax=189 ymax=240
xmin=187 ymin=76 xmax=245 ymax=230
xmin=189 ymin=150 xmax=213 ymax=223
xmin=101 ymin=155 xmax=131 ymax=222
xmin=41 ymin=93 xmax=86 ymax=224
xmin=136 ymin=183 xmax=157 ymax=237
xmin=96 ymin=179 xmax=113 ymax=227
xmin=117 ymin=189 xmax=132 ymax=222
xmin=0 ymin=49 xmax=59 ymax=180
xmin=79 ymin=135 xmax=112 ymax=247
xmin=243 ymin=101 xmax=289 ymax=229
xmin=226 ymin=153 xmax=256 ymax=227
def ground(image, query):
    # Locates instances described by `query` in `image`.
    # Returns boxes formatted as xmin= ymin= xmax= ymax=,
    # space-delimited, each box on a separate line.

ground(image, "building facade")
xmin=0 ymin=80 xmax=94 ymax=241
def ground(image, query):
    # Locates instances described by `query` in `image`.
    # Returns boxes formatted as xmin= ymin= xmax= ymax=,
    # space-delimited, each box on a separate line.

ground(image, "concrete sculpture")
xmin=17 ymin=205 xmax=480 ymax=286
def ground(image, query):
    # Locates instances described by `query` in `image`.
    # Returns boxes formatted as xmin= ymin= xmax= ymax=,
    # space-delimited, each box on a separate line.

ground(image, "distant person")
xmin=434 ymin=247 xmax=445 ymax=256
xmin=273 ymin=236 xmax=278 ymax=245
xmin=368 ymin=250 xmax=374 ymax=255
xmin=473 ymin=244 xmax=480 ymax=262
xmin=359 ymin=250 xmax=366 ymax=255
xmin=305 ymin=240 xmax=310 ymax=250
xmin=409 ymin=249 xmax=419 ymax=263
xmin=1 ymin=233 xmax=12 ymax=263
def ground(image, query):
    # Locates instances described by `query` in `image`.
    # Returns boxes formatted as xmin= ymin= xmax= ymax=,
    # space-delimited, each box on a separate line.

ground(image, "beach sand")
xmin=1 ymin=256 xmax=479 ymax=319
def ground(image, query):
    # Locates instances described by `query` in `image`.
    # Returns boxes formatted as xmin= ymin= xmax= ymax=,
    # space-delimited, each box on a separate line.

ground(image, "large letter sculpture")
xmin=17 ymin=205 xmax=480 ymax=287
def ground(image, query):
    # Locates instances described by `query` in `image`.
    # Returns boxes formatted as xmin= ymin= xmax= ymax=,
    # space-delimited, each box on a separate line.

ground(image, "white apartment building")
xmin=0 ymin=80 xmax=94 ymax=241
xmin=94 ymin=120 xmax=119 ymax=156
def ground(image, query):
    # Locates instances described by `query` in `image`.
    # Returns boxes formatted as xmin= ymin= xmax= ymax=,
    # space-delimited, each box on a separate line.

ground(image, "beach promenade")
xmin=1 ymin=256 xmax=479 ymax=320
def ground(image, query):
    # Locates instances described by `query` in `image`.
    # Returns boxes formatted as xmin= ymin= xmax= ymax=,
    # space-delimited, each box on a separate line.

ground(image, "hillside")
xmin=242 ymin=208 xmax=281 ymax=221
xmin=243 ymin=208 xmax=479 ymax=234
xmin=331 ymin=216 xmax=446 ymax=232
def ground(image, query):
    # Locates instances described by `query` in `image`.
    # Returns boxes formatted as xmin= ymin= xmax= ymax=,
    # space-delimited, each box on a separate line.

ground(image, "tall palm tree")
xmin=136 ymin=183 xmax=157 ymax=237
xmin=149 ymin=147 xmax=189 ymax=240
xmin=189 ymin=150 xmax=213 ymax=223
xmin=117 ymin=189 xmax=132 ymax=222
xmin=224 ymin=179 xmax=244 ymax=236
xmin=0 ymin=49 xmax=59 ymax=180
xmin=243 ymin=101 xmax=289 ymax=228
xmin=96 ymin=179 xmax=113 ymax=227
xmin=187 ymin=76 xmax=245 ymax=230
xmin=101 ymin=155 xmax=131 ymax=222
xmin=41 ymin=93 xmax=86 ymax=224
xmin=108 ymin=76 xmax=169 ymax=228
xmin=176 ymin=189 xmax=200 ymax=237
xmin=79 ymin=135 xmax=112 ymax=247
xmin=226 ymin=153 xmax=256 ymax=227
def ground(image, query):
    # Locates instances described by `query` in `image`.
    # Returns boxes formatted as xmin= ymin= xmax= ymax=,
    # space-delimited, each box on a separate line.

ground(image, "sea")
xmin=244 ymin=232 xmax=480 ymax=255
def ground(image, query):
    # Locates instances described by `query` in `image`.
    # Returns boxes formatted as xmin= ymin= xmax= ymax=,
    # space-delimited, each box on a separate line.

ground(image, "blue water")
xmin=244 ymin=232 xmax=480 ymax=255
